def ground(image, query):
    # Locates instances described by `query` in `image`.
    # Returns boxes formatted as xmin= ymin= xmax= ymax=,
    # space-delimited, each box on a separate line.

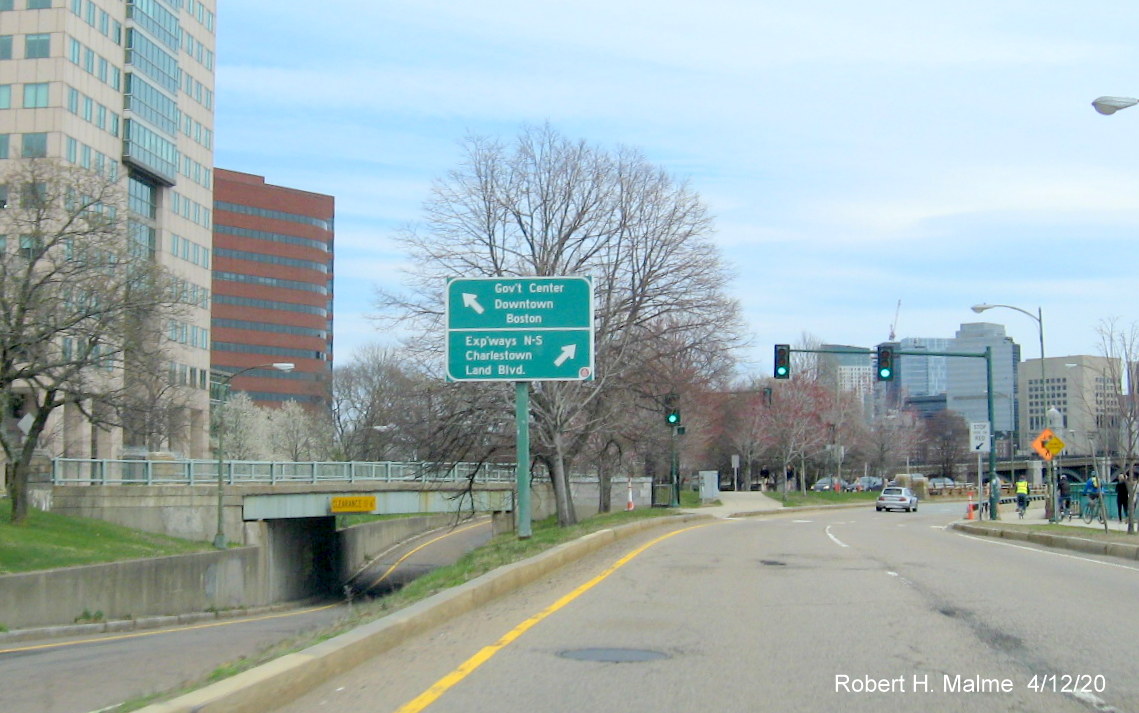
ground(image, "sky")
xmin=212 ymin=1 xmax=1139 ymax=377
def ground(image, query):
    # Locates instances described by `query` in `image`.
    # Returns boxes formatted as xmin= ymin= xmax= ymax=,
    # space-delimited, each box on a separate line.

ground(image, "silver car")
xmin=876 ymin=486 xmax=918 ymax=512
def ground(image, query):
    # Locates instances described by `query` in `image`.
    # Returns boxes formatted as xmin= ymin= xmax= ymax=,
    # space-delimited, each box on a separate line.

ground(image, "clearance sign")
xmin=330 ymin=495 xmax=377 ymax=514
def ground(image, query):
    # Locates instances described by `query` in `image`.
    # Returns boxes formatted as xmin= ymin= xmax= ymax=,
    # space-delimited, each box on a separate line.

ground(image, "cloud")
xmin=214 ymin=1 xmax=1139 ymax=370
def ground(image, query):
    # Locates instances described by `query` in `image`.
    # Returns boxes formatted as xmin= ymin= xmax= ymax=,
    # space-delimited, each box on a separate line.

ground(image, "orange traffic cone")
xmin=965 ymin=493 xmax=974 ymax=520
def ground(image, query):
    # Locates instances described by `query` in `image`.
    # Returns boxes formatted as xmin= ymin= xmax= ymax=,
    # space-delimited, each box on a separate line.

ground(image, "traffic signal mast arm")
xmin=777 ymin=346 xmax=990 ymax=359
xmin=771 ymin=344 xmax=997 ymax=516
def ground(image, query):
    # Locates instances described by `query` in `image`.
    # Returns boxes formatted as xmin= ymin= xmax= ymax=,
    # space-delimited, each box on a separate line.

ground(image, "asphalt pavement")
xmin=678 ymin=489 xmax=785 ymax=518
xmin=110 ymin=493 xmax=1139 ymax=712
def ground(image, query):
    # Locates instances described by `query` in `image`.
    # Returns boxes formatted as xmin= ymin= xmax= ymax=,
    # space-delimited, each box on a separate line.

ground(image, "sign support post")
xmin=515 ymin=382 xmax=532 ymax=538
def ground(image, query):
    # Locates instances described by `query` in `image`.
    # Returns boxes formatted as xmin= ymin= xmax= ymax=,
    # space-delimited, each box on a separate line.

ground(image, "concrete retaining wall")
xmin=338 ymin=514 xmax=456 ymax=582
xmin=0 ymin=547 xmax=265 ymax=631
xmin=44 ymin=485 xmax=231 ymax=543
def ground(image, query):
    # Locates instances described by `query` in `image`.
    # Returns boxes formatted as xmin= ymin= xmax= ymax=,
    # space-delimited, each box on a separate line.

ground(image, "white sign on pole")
xmin=970 ymin=422 xmax=991 ymax=453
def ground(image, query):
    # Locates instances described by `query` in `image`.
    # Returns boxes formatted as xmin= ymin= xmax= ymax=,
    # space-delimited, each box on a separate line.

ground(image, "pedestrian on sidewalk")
xmin=1116 ymin=473 xmax=1130 ymax=521
xmin=1058 ymin=475 xmax=1071 ymax=518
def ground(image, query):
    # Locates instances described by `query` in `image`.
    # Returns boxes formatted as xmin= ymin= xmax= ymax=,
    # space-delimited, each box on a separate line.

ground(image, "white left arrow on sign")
xmin=554 ymin=344 xmax=576 ymax=367
xmin=462 ymin=293 xmax=485 ymax=314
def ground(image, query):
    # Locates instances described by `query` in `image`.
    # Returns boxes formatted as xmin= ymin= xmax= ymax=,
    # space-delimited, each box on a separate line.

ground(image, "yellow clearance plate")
xmin=330 ymin=495 xmax=377 ymax=513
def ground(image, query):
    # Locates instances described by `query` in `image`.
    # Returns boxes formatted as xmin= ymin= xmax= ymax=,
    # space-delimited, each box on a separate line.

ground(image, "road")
xmin=0 ymin=517 xmax=493 ymax=713
xmin=267 ymin=502 xmax=1137 ymax=713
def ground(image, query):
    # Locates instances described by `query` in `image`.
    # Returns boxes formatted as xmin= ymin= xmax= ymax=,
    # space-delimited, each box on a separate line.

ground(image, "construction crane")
xmin=888 ymin=299 xmax=901 ymax=341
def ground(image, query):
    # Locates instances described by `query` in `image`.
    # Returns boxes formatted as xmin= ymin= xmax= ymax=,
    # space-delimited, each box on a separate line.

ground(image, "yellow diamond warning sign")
xmin=1031 ymin=429 xmax=1063 ymax=461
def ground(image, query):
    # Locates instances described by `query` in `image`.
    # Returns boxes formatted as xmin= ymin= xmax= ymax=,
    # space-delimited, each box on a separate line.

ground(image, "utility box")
xmin=699 ymin=470 xmax=719 ymax=502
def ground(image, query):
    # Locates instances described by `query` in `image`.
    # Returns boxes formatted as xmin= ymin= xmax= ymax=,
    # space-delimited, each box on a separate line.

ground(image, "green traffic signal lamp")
xmin=666 ymin=408 xmax=681 ymax=426
xmin=876 ymin=345 xmax=896 ymax=382
xmin=774 ymin=344 xmax=791 ymax=379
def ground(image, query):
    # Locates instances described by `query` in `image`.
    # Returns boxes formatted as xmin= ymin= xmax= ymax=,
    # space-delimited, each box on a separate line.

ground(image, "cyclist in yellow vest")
xmin=1015 ymin=475 xmax=1029 ymax=516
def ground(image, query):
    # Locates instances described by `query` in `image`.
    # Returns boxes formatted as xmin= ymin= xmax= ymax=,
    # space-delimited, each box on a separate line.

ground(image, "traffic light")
xmin=663 ymin=392 xmax=681 ymax=426
xmin=774 ymin=344 xmax=791 ymax=379
xmin=876 ymin=345 xmax=896 ymax=381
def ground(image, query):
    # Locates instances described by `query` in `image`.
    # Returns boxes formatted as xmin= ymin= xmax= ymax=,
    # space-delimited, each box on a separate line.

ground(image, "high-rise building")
xmin=1 ymin=0 xmax=217 ymax=458
xmin=818 ymin=344 xmax=873 ymax=398
xmin=211 ymin=169 xmax=334 ymax=409
xmin=946 ymin=322 xmax=1020 ymax=441
xmin=1019 ymin=355 xmax=1121 ymax=457
xmin=898 ymin=337 xmax=951 ymax=398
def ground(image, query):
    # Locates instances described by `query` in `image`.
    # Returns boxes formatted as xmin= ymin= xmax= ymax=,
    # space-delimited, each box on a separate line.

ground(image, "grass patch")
xmin=335 ymin=512 xmax=427 ymax=528
xmin=0 ymin=499 xmax=212 ymax=574
xmin=772 ymin=490 xmax=879 ymax=508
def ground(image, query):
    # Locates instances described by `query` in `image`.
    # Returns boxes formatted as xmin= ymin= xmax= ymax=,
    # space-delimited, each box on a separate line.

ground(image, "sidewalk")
xmin=973 ymin=502 xmax=1137 ymax=532
xmin=680 ymin=490 xmax=796 ymax=519
xmin=954 ymin=502 xmax=1139 ymax=561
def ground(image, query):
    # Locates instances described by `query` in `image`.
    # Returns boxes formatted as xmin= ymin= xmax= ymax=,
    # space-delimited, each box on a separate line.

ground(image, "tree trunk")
xmin=550 ymin=448 xmax=577 ymax=527
xmin=597 ymin=463 xmax=612 ymax=514
xmin=8 ymin=460 xmax=29 ymax=524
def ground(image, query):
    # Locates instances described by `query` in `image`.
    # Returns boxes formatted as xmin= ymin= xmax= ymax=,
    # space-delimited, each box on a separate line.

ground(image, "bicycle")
xmin=1059 ymin=498 xmax=1073 ymax=521
xmin=1082 ymin=496 xmax=1106 ymax=525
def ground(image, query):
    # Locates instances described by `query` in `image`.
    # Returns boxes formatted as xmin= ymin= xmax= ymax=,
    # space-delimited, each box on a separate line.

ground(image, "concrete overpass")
xmin=41 ymin=458 xmax=518 ymax=545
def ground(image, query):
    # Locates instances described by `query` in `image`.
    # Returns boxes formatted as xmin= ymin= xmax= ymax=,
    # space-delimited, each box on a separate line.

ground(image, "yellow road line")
xmin=0 ymin=603 xmax=341 ymax=655
xmin=364 ymin=519 xmax=490 ymax=591
xmin=394 ymin=521 xmax=714 ymax=713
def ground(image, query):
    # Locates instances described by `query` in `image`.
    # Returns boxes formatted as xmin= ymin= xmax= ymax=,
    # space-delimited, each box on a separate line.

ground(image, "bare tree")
xmin=378 ymin=125 xmax=742 ymax=525
xmin=330 ymin=346 xmax=428 ymax=461
xmin=863 ymin=409 xmax=923 ymax=480
xmin=0 ymin=159 xmax=188 ymax=524
xmin=118 ymin=336 xmax=197 ymax=454
xmin=1095 ymin=320 xmax=1139 ymax=533
xmin=921 ymin=410 xmax=969 ymax=480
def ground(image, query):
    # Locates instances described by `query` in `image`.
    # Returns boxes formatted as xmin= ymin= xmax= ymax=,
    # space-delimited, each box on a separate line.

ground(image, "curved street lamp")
xmin=1092 ymin=96 xmax=1139 ymax=115
xmin=971 ymin=303 xmax=1054 ymax=519
xmin=970 ymin=303 xmax=1045 ymax=386
xmin=213 ymin=362 xmax=295 ymax=548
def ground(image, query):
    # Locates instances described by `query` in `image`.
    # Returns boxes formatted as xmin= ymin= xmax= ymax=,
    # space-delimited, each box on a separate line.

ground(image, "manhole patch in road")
xmin=558 ymin=648 xmax=670 ymax=663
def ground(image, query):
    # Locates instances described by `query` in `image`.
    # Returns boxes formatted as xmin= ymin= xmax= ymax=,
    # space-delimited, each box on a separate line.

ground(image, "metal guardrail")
xmin=51 ymin=458 xmax=520 ymax=486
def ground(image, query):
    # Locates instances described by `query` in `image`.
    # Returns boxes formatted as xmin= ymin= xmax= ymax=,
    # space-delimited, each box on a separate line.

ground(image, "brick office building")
xmin=211 ymin=169 xmax=334 ymax=409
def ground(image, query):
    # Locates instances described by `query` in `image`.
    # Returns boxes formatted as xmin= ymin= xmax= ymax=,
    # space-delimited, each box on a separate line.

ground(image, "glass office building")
xmin=1 ymin=0 xmax=216 ymax=457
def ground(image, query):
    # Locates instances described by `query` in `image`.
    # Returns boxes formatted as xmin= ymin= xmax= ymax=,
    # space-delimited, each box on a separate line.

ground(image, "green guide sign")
xmin=446 ymin=276 xmax=594 ymax=382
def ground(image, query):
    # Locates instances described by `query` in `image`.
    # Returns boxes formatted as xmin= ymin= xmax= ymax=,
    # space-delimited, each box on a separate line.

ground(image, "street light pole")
xmin=213 ymin=362 xmax=294 ymax=549
xmin=971 ymin=303 xmax=1054 ymax=520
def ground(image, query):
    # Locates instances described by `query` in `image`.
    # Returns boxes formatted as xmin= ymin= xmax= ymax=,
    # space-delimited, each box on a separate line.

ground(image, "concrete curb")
xmin=721 ymin=501 xmax=874 ymax=518
xmin=949 ymin=521 xmax=1139 ymax=560
xmin=136 ymin=513 xmax=710 ymax=713
xmin=0 ymin=601 xmax=316 ymax=646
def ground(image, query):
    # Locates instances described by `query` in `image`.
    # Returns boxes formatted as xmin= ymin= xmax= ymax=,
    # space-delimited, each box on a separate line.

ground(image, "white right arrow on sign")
xmin=554 ymin=344 xmax=576 ymax=367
